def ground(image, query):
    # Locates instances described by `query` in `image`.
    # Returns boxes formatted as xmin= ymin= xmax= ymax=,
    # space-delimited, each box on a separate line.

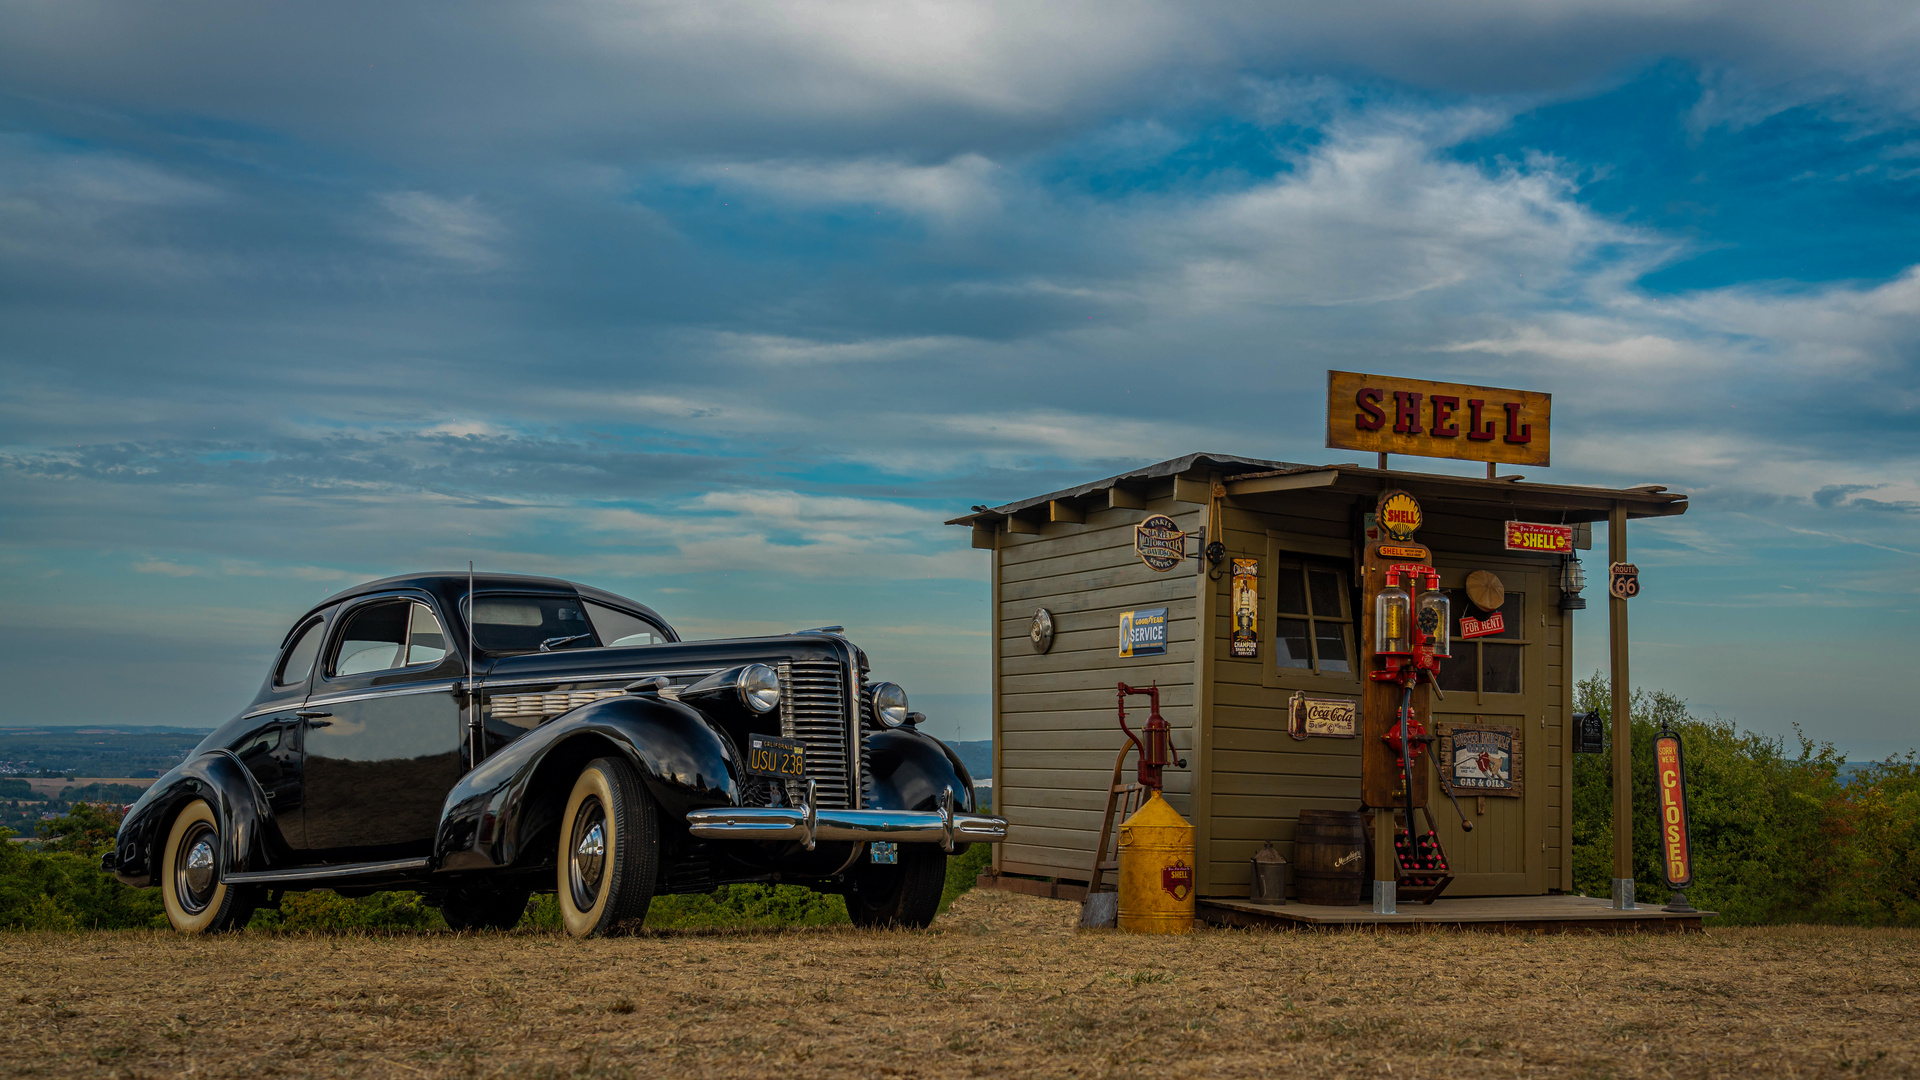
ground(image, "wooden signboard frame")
xmin=1327 ymin=370 xmax=1551 ymax=468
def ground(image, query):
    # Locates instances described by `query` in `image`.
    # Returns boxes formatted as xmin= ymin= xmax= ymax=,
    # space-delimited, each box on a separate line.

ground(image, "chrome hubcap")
xmin=175 ymin=823 xmax=218 ymax=915
xmin=568 ymin=799 xmax=608 ymax=911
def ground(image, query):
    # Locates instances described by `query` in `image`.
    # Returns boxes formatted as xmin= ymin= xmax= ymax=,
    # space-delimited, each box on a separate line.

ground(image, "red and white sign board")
xmin=1504 ymin=521 xmax=1574 ymax=554
xmin=1460 ymin=611 xmax=1506 ymax=639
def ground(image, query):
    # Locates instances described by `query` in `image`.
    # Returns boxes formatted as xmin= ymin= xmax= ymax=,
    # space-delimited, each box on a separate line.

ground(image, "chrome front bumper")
xmin=686 ymin=785 xmax=1006 ymax=852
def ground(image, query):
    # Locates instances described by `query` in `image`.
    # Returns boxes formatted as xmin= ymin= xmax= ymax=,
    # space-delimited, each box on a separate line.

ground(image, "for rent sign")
xmin=1327 ymin=370 xmax=1551 ymax=467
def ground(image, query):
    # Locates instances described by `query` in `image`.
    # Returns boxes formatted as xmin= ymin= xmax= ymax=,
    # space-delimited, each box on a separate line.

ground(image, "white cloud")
xmin=695 ymin=154 xmax=1003 ymax=220
xmin=374 ymin=191 xmax=504 ymax=269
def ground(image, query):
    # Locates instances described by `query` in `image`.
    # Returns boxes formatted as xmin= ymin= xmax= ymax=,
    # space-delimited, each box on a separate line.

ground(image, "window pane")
xmin=1275 ymin=618 xmax=1312 ymax=668
xmin=406 ymin=603 xmax=449 ymax=666
xmin=1276 ymin=566 xmax=1307 ymax=616
xmin=1487 ymin=594 xmax=1523 ymax=639
xmin=470 ymin=596 xmax=597 ymax=654
xmin=1307 ymin=570 xmax=1345 ymax=619
xmin=277 ymin=620 xmax=324 ymax=687
xmin=1483 ymin=643 xmax=1523 ymax=694
xmin=584 ymin=601 xmax=664 ymax=648
xmin=1313 ymin=621 xmax=1351 ymax=673
xmin=1438 ymin=646 xmax=1477 ymax=694
xmin=333 ymin=601 xmax=409 ymax=675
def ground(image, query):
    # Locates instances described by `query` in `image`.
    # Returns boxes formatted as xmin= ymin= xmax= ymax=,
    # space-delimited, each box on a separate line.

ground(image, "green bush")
xmin=0 ymin=809 xmax=163 ymax=930
xmin=1571 ymin=673 xmax=1920 ymax=926
xmin=0 ymin=779 xmax=31 ymax=799
xmin=250 ymin=890 xmax=445 ymax=932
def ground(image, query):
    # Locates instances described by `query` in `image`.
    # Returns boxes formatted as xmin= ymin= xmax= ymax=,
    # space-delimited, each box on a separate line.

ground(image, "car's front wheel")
xmin=555 ymin=756 xmax=658 ymax=937
xmin=439 ymin=882 xmax=533 ymax=931
xmin=845 ymin=844 xmax=946 ymax=929
xmin=160 ymin=799 xmax=261 ymax=933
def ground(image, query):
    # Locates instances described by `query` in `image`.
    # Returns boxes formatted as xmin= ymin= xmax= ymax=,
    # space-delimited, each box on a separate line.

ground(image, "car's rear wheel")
xmin=160 ymin=799 xmax=261 ymax=933
xmin=845 ymin=844 xmax=946 ymax=929
xmin=555 ymin=756 xmax=658 ymax=938
xmin=439 ymin=882 xmax=533 ymax=931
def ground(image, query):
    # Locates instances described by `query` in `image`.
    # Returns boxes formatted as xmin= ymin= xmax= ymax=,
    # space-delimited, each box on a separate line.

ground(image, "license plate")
xmin=869 ymin=842 xmax=898 ymax=865
xmin=745 ymin=734 xmax=805 ymax=780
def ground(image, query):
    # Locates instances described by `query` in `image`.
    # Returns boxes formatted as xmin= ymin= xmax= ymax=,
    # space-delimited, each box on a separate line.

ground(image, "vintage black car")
xmin=107 ymin=573 xmax=1004 ymax=936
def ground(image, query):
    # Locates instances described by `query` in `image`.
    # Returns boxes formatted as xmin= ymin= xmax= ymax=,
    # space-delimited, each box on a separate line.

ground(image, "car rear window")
xmin=470 ymin=596 xmax=599 ymax=654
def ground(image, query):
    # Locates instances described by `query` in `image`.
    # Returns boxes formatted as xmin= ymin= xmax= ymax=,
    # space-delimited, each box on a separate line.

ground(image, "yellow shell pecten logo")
xmin=1380 ymin=491 xmax=1422 ymax=540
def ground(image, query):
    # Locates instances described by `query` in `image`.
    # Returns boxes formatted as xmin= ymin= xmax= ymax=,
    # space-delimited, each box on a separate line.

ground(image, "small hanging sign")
xmin=1288 ymin=692 xmax=1358 ymax=740
xmin=1574 ymin=711 xmax=1605 ymax=754
xmin=1230 ymin=559 xmax=1259 ymax=658
xmin=1134 ymin=514 xmax=1187 ymax=572
xmin=1504 ymin=521 xmax=1574 ymax=554
xmin=1609 ymin=562 xmax=1640 ymax=600
xmin=1117 ymin=607 xmax=1168 ymax=658
xmin=1459 ymin=610 xmax=1506 ymax=639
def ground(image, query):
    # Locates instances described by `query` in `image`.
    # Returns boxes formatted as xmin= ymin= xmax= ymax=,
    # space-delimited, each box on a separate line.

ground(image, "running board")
xmin=224 ymin=857 xmax=431 ymax=885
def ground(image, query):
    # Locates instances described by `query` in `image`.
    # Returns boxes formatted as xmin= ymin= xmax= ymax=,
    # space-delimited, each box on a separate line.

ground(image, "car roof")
xmin=310 ymin=572 xmax=675 ymax=638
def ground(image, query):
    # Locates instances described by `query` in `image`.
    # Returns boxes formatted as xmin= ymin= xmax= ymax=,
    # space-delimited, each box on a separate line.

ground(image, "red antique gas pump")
xmin=1116 ymin=682 xmax=1187 ymax=791
xmin=1361 ymin=491 xmax=1471 ymax=909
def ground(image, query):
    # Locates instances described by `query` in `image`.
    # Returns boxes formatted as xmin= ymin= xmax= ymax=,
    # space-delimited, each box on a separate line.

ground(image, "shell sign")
xmin=1379 ymin=491 xmax=1422 ymax=540
xmin=1327 ymin=369 xmax=1551 ymax=467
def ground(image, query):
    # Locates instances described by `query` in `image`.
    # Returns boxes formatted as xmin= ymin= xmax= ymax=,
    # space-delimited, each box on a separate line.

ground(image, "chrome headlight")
xmin=741 ymin=663 xmax=780 ymax=713
xmin=871 ymin=682 xmax=909 ymax=728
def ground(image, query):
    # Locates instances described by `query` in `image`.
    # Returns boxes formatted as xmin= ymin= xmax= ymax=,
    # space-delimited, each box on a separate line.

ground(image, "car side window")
xmin=276 ymin=619 xmax=326 ymax=688
xmin=331 ymin=599 xmax=454 ymax=676
xmin=331 ymin=600 xmax=410 ymax=676
xmin=583 ymin=601 xmax=666 ymax=647
xmin=406 ymin=603 xmax=449 ymax=666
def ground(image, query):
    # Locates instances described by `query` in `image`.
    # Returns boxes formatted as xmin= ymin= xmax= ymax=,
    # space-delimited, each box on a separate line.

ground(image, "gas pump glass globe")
xmin=1418 ymin=590 xmax=1451 ymax=657
xmin=1375 ymin=586 xmax=1412 ymax=655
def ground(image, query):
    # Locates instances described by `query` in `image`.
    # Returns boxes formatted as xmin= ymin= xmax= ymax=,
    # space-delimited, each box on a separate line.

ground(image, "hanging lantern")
xmin=1375 ymin=585 xmax=1412 ymax=656
xmin=1559 ymin=554 xmax=1587 ymax=610
xmin=1418 ymin=590 xmax=1451 ymax=657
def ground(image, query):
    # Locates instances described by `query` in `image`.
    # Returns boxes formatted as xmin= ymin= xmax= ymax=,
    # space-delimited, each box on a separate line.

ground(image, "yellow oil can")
xmin=1117 ymin=790 xmax=1195 ymax=934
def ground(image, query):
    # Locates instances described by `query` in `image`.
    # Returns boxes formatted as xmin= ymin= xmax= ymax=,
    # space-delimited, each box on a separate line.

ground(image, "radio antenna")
xmin=467 ymin=561 xmax=478 ymax=768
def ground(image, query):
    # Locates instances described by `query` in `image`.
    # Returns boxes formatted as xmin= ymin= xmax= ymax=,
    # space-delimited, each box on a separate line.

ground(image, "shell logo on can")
xmin=1379 ymin=491 xmax=1422 ymax=540
xmin=1161 ymin=862 xmax=1194 ymax=902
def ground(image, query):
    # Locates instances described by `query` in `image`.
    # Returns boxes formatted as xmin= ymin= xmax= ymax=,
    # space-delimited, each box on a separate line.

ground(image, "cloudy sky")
xmin=3 ymin=2 xmax=1917 ymax=755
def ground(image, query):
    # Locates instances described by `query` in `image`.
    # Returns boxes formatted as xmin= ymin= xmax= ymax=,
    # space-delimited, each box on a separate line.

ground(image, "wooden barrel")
xmin=1292 ymin=809 xmax=1367 ymax=905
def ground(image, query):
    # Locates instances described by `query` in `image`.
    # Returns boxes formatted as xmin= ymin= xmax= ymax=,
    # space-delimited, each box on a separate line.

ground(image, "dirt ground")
xmin=4 ymin=889 xmax=1915 ymax=1079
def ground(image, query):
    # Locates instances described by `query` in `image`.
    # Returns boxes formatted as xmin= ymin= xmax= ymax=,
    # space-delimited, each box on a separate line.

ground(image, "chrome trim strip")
xmin=477 ymin=668 xmax=720 ymax=691
xmin=224 ymin=857 xmax=430 ymax=885
xmin=301 ymin=683 xmax=461 ymax=708
xmin=685 ymin=807 xmax=1008 ymax=847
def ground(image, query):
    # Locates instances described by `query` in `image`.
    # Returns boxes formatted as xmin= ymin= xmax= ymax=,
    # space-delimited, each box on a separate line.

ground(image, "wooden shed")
xmin=949 ymin=454 xmax=1688 ymax=900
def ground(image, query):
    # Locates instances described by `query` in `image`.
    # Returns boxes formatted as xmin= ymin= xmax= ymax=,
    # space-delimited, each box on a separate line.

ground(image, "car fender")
xmin=864 ymin=726 xmax=979 ymax=816
xmin=111 ymin=750 xmax=275 ymax=888
xmin=435 ymin=693 xmax=740 ymax=873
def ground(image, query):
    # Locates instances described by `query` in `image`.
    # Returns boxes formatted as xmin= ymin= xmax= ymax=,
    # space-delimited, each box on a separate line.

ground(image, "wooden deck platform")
xmin=1200 ymin=894 xmax=1711 ymax=934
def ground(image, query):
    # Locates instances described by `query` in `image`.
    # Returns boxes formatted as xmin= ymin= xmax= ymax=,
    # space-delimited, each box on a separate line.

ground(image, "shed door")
xmin=1427 ymin=568 xmax=1552 ymax=895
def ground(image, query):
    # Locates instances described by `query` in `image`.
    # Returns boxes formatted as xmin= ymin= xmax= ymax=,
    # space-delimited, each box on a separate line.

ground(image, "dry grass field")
xmin=3 ymin=889 xmax=1915 ymax=1079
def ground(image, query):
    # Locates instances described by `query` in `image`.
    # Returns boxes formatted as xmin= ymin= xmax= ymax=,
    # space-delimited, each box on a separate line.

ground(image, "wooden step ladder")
xmin=1081 ymin=743 xmax=1146 ymax=926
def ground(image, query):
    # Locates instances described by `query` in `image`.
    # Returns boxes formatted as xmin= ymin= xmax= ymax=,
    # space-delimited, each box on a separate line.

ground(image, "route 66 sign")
xmin=1609 ymin=562 xmax=1640 ymax=600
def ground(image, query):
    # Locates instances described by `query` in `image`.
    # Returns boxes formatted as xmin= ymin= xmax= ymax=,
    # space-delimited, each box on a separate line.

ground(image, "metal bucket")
xmin=1291 ymin=809 xmax=1366 ymax=906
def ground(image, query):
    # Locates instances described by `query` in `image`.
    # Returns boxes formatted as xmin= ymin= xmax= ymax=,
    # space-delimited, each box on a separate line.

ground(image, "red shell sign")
xmin=1503 ymin=521 xmax=1573 ymax=554
xmin=1161 ymin=862 xmax=1194 ymax=902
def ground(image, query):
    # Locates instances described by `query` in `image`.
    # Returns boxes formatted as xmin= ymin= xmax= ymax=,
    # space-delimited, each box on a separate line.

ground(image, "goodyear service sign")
xmin=1118 ymin=607 xmax=1168 ymax=658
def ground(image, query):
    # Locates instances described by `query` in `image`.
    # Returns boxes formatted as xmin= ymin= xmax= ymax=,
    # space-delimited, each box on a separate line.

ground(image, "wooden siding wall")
xmin=993 ymin=492 xmax=1203 ymax=884
xmin=1207 ymin=491 xmax=1364 ymax=895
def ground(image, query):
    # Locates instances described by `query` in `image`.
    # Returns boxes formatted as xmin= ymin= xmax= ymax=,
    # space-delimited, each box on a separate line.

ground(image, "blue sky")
xmin=2 ymin=3 xmax=1917 ymax=755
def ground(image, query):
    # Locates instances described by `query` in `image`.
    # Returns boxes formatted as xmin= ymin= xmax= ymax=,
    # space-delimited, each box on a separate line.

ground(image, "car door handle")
xmin=296 ymin=710 xmax=333 ymax=727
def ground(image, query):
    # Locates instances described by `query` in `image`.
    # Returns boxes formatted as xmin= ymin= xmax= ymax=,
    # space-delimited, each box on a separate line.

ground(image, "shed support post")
xmin=1372 ymin=808 xmax=1397 ymax=913
xmin=1608 ymin=503 xmax=1634 ymax=909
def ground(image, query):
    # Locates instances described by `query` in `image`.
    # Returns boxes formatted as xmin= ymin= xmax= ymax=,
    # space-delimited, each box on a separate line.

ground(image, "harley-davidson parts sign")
xmin=1134 ymin=514 xmax=1186 ymax=572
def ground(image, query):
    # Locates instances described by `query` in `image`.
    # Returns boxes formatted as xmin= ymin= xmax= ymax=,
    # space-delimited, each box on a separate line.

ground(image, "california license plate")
xmin=745 ymin=734 xmax=805 ymax=780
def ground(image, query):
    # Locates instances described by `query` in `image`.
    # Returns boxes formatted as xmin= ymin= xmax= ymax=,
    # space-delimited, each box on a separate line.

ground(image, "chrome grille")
xmin=780 ymin=659 xmax=855 ymax=810
xmin=858 ymin=684 xmax=878 ymax=805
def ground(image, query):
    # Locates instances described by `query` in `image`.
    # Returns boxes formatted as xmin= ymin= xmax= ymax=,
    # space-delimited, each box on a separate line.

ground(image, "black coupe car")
xmin=107 ymin=573 xmax=1004 ymax=936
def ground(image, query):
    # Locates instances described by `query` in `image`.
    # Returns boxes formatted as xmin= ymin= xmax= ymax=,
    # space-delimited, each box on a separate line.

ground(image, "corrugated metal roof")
xmin=946 ymin=453 xmax=1687 ymax=526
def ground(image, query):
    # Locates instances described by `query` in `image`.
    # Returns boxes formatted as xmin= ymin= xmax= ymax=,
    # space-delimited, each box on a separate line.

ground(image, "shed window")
xmin=1274 ymin=560 xmax=1353 ymax=675
xmin=1438 ymin=589 xmax=1524 ymax=695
